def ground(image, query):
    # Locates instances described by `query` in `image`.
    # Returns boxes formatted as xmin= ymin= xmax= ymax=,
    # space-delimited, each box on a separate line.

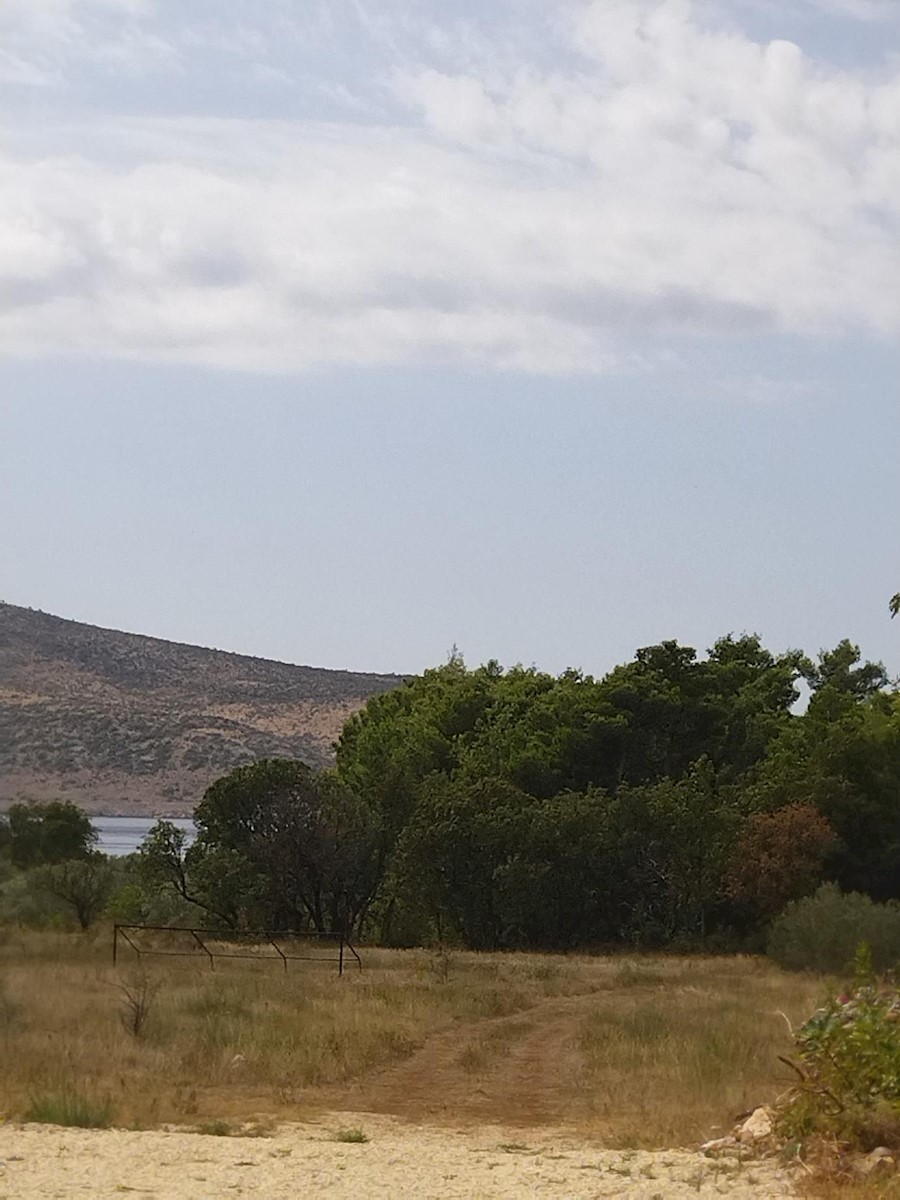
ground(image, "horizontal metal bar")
xmin=112 ymin=924 xmax=361 ymax=975
xmin=116 ymin=925 xmax=344 ymax=940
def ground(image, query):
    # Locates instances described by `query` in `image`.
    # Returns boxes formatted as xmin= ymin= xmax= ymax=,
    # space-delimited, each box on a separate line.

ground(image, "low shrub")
xmin=332 ymin=1127 xmax=369 ymax=1143
xmin=778 ymin=946 xmax=900 ymax=1153
xmin=24 ymin=1090 xmax=114 ymax=1128
xmin=197 ymin=1119 xmax=233 ymax=1136
xmin=767 ymin=883 xmax=900 ymax=974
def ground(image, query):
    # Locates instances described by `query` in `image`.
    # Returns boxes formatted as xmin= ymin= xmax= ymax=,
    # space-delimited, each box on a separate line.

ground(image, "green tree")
xmin=496 ymin=788 xmax=620 ymax=947
xmin=143 ymin=760 xmax=384 ymax=935
xmin=456 ymin=668 xmax=627 ymax=798
xmin=601 ymin=636 xmax=803 ymax=787
xmin=633 ymin=758 xmax=739 ymax=940
xmin=139 ymin=820 xmax=249 ymax=928
xmin=393 ymin=776 xmax=529 ymax=950
xmin=0 ymin=801 xmax=96 ymax=869
xmin=336 ymin=658 xmax=499 ymax=832
xmin=745 ymin=692 xmax=900 ymax=900
xmin=37 ymin=855 xmax=114 ymax=930
xmin=804 ymin=639 xmax=888 ymax=701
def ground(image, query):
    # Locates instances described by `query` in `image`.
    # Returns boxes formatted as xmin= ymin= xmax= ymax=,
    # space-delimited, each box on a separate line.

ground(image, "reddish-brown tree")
xmin=726 ymin=803 xmax=838 ymax=921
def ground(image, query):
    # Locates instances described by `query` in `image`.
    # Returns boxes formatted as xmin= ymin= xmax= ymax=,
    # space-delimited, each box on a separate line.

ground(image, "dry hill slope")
xmin=0 ymin=604 xmax=403 ymax=815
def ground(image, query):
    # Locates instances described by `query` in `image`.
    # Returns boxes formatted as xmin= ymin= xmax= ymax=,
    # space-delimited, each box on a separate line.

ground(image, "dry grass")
xmin=0 ymin=927 xmax=831 ymax=1147
xmin=802 ymin=1177 xmax=900 ymax=1200
xmin=576 ymin=956 xmax=826 ymax=1144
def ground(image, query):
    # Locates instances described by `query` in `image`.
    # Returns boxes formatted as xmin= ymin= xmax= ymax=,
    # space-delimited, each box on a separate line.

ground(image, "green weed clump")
xmin=778 ymin=946 xmax=900 ymax=1153
xmin=768 ymin=884 xmax=900 ymax=975
xmin=24 ymin=1090 xmax=114 ymax=1128
xmin=332 ymin=1126 xmax=369 ymax=1143
xmin=197 ymin=1119 xmax=234 ymax=1136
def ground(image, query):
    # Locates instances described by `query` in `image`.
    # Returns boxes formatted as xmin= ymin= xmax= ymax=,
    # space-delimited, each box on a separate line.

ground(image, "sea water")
xmin=92 ymin=816 xmax=196 ymax=857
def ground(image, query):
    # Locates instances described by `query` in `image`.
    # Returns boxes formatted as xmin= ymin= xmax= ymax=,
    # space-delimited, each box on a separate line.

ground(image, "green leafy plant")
xmin=197 ymin=1119 xmax=233 ymax=1136
xmin=778 ymin=945 xmax=900 ymax=1150
xmin=332 ymin=1127 xmax=369 ymax=1143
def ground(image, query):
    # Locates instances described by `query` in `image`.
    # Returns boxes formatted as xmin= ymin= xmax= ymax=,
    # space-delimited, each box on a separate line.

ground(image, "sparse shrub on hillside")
xmin=767 ymin=884 xmax=900 ymax=974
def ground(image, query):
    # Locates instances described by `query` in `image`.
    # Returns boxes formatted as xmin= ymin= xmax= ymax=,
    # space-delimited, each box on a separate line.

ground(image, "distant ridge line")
xmin=0 ymin=602 xmax=403 ymax=816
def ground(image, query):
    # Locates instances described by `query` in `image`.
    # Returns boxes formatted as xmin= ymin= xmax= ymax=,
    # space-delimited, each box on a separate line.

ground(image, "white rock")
xmin=856 ymin=1146 xmax=895 ymax=1177
xmin=737 ymin=1107 xmax=774 ymax=1143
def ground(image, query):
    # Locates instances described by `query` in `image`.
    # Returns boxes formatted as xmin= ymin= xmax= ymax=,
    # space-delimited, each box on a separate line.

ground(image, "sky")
xmin=2 ymin=0 xmax=899 ymax=679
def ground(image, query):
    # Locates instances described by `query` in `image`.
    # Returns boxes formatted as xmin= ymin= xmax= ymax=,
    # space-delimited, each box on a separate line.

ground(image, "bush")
xmin=0 ymin=866 xmax=72 ymax=928
xmin=332 ymin=1127 xmax=369 ymax=1143
xmin=767 ymin=883 xmax=900 ymax=974
xmin=778 ymin=948 xmax=900 ymax=1151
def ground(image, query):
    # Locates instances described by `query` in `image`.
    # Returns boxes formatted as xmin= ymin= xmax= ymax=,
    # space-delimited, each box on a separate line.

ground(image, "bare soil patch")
xmin=0 ymin=1116 xmax=797 ymax=1198
xmin=313 ymin=991 xmax=596 ymax=1125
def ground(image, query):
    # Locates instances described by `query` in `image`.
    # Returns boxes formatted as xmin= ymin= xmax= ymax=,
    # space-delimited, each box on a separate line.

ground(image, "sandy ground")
xmin=0 ymin=1114 xmax=797 ymax=1199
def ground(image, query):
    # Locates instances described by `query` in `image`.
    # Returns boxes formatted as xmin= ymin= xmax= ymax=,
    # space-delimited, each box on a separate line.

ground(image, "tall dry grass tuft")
xmin=23 ymin=1090 xmax=113 ymax=1128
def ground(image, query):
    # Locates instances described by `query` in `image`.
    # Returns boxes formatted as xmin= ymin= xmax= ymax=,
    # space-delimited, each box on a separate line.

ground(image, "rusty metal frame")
xmin=112 ymin=924 xmax=361 ymax=975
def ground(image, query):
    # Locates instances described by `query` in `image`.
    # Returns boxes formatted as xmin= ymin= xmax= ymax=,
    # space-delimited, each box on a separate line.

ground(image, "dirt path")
xmin=0 ymin=1117 xmax=797 ymax=1198
xmin=314 ymin=991 xmax=604 ymax=1124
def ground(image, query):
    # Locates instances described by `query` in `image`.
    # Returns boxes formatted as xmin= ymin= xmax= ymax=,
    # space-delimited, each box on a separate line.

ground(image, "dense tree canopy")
xmin=137 ymin=632 xmax=896 ymax=951
xmin=332 ymin=635 xmax=895 ymax=947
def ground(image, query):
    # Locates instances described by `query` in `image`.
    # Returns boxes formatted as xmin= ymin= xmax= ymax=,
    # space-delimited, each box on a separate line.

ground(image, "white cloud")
xmin=0 ymin=0 xmax=898 ymax=373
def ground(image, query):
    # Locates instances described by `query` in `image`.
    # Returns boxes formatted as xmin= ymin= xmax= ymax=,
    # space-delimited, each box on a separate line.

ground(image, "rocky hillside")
xmin=0 ymin=604 xmax=403 ymax=815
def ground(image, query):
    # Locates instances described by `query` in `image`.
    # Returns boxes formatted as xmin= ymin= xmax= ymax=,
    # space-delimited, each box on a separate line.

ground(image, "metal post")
xmin=190 ymin=928 xmax=215 ymax=970
xmin=268 ymin=935 xmax=288 ymax=975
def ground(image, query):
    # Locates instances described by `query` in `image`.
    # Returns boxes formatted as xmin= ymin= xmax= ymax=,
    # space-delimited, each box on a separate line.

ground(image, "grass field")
xmin=0 ymin=926 xmax=834 ymax=1151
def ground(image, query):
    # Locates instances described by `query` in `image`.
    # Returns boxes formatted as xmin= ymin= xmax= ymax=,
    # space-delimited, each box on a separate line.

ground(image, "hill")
xmin=0 ymin=603 xmax=403 ymax=815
